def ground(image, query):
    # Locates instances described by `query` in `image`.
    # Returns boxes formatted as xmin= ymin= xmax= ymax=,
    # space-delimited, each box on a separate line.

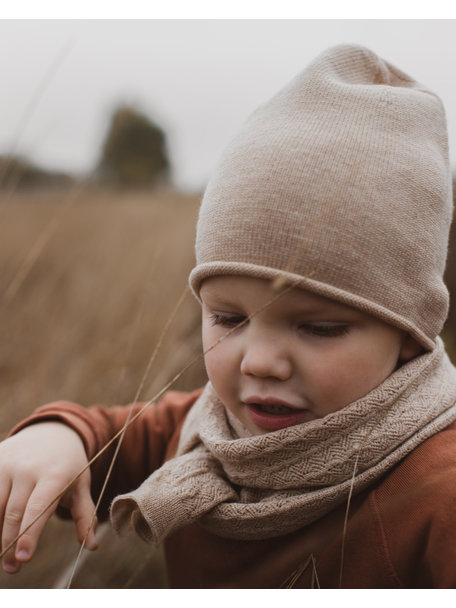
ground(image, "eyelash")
xmin=210 ymin=313 xmax=246 ymax=328
xmin=209 ymin=314 xmax=350 ymax=338
xmin=299 ymin=324 xmax=350 ymax=338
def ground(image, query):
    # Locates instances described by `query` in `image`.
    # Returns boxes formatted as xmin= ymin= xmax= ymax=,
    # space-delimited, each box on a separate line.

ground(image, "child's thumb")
xmin=70 ymin=481 xmax=99 ymax=551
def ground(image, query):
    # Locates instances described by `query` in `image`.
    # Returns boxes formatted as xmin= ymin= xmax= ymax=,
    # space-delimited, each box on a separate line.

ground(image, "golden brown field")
xmin=0 ymin=186 xmax=455 ymax=589
xmin=0 ymin=187 xmax=207 ymax=588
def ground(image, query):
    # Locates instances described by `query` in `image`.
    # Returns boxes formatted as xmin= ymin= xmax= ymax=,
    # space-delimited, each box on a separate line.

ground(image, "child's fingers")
xmin=13 ymin=479 xmax=64 ymax=564
xmin=69 ymin=474 xmax=98 ymax=551
xmin=0 ymin=478 xmax=12 ymax=549
xmin=1 ymin=479 xmax=35 ymax=573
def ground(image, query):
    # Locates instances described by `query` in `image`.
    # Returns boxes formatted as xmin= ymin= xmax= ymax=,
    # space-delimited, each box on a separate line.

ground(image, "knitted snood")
xmin=110 ymin=338 xmax=456 ymax=543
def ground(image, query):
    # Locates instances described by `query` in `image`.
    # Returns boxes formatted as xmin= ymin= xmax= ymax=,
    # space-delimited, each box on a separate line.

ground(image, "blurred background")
xmin=0 ymin=19 xmax=455 ymax=589
xmin=1 ymin=20 xmax=456 ymax=192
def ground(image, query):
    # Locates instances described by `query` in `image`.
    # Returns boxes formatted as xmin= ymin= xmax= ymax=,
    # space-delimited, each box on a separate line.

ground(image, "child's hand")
xmin=0 ymin=422 xmax=98 ymax=574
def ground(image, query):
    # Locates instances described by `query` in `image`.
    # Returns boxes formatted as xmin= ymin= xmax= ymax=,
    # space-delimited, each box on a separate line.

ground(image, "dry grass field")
xmin=0 ymin=187 xmax=207 ymax=588
xmin=0 ymin=186 xmax=455 ymax=589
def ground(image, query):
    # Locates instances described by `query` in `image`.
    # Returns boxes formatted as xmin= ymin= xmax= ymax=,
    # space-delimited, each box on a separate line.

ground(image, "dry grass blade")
xmin=63 ymin=286 xmax=190 ymax=588
xmin=0 ymin=41 xmax=73 ymax=190
xmin=280 ymin=555 xmax=312 ymax=588
xmin=0 ymin=194 xmax=203 ymax=591
xmin=0 ymin=276 xmax=300 ymax=564
xmin=338 ymin=453 xmax=359 ymax=588
xmin=311 ymin=554 xmax=321 ymax=589
xmin=0 ymin=351 xmax=201 ymax=562
xmin=280 ymin=554 xmax=320 ymax=589
xmin=127 ymin=286 xmax=190 ymax=405
xmin=0 ymin=180 xmax=338 ymax=585
xmin=337 ymin=355 xmax=427 ymax=587
xmin=2 ymin=179 xmax=86 ymax=307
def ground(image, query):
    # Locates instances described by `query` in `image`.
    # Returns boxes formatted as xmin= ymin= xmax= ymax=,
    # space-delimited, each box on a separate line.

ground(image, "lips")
xmin=243 ymin=397 xmax=310 ymax=431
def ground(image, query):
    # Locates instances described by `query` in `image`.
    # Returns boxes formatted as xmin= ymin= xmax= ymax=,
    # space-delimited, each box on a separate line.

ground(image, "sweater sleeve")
xmin=9 ymin=388 xmax=203 ymax=520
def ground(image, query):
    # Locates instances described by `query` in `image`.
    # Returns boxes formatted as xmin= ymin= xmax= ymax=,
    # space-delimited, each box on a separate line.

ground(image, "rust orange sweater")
xmin=11 ymin=389 xmax=456 ymax=588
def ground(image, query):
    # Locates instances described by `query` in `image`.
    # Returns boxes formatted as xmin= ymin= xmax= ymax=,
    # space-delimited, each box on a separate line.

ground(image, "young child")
xmin=2 ymin=44 xmax=456 ymax=588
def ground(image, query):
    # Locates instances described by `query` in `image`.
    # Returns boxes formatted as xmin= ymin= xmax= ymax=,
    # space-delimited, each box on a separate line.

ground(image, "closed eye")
xmin=300 ymin=323 xmax=350 ymax=338
xmin=210 ymin=313 xmax=247 ymax=328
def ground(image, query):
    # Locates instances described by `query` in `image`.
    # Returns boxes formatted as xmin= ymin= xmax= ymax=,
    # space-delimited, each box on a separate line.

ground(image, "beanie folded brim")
xmin=189 ymin=261 xmax=436 ymax=351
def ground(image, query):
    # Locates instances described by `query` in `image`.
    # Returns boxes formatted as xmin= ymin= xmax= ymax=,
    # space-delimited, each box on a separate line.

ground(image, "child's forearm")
xmin=8 ymin=388 xmax=202 ymax=519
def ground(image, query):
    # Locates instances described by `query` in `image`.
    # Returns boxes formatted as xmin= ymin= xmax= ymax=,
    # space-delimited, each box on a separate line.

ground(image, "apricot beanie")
xmin=189 ymin=44 xmax=453 ymax=350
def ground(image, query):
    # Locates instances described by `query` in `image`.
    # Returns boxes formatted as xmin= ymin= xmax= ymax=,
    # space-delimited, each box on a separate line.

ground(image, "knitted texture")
xmin=110 ymin=338 xmax=456 ymax=543
xmin=189 ymin=44 xmax=453 ymax=350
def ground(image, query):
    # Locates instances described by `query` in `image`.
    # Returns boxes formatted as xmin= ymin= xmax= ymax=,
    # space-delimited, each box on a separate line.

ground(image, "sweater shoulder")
xmin=382 ymin=421 xmax=456 ymax=492
xmin=370 ymin=422 xmax=456 ymax=587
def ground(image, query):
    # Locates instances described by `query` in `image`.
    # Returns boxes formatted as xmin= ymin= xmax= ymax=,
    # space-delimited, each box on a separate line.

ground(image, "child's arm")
xmin=9 ymin=389 xmax=202 ymax=512
xmin=1 ymin=387 xmax=202 ymax=575
xmin=0 ymin=421 xmax=98 ymax=575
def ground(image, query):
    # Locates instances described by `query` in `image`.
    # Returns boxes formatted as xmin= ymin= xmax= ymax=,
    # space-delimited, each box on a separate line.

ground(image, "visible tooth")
xmin=259 ymin=403 xmax=293 ymax=414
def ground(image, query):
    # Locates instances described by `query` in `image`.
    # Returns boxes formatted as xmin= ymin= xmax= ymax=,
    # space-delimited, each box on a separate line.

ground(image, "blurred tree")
xmin=97 ymin=106 xmax=170 ymax=188
xmin=0 ymin=155 xmax=72 ymax=190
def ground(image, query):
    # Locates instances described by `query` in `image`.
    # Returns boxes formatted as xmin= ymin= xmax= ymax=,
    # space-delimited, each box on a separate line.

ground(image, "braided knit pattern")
xmin=110 ymin=338 xmax=456 ymax=543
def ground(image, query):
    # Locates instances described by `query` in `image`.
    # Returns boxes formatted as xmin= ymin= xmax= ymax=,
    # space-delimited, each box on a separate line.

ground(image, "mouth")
xmin=243 ymin=397 xmax=310 ymax=431
xmin=254 ymin=403 xmax=296 ymax=415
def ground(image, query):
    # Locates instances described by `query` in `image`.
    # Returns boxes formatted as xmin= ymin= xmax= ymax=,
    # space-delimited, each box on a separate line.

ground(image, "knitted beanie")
xmin=189 ymin=44 xmax=453 ymax=350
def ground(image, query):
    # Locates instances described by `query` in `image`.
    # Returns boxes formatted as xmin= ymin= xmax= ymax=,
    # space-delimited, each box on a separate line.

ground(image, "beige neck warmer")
xmin=111 ymin=338 xmax=456 ymax=543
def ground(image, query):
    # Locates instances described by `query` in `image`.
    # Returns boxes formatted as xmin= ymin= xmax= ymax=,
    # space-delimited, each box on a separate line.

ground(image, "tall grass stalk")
xmin=0 ymin=41 xmax=73 ymax=190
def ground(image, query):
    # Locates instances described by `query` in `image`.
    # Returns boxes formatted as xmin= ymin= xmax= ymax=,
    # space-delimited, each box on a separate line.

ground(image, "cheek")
xmin=204 ymin=348 xmax=225 ymax=384
xmin=202 ymin=330 xmax=237 ymax=391
xmin=310 ymin=355 xmax=359 ymax=401
xmin=201 ymin=323 xmax=222 ymax=363
xmin=203 ymin=344 xmax=241 ymax=413
xmin=308 ymin=344 xmax=398 ymax=409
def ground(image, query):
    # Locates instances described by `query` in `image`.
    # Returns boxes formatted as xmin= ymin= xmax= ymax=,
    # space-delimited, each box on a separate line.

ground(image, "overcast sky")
xmin=0 ymin=19 xmax=455 ymax=191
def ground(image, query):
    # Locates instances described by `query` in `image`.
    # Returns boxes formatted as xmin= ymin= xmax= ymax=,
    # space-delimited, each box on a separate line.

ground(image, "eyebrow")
xmin=201 ymin=291 xmax=242 ymax=308
xmin=200 ymin=276 xmax=369 ymax=318
xmin=201 ymin=289 xmax=360 ymax=320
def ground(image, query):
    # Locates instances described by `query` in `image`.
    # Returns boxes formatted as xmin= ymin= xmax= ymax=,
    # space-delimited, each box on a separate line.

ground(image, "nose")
xmin=240 ymin=330 xmax=292 ymax=381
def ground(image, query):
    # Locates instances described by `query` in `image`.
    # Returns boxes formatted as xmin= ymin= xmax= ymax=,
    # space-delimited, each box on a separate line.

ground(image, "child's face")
xmin=200 ymin=275 xmax=420 ymax=435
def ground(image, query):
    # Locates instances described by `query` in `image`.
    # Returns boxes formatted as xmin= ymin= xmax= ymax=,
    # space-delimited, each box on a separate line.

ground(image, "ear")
xmin=399 ymin=333 xmax=423 ymax=363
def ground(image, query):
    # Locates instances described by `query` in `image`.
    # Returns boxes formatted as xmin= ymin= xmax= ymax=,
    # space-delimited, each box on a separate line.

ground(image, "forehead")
xmin=200 ymin=275 xmax=361 ymax=317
